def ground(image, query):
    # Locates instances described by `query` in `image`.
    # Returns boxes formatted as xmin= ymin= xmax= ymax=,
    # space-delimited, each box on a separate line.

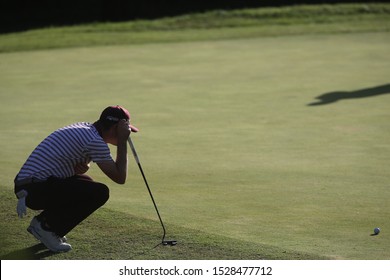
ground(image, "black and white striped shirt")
xmin=16 ymin=122 xmax=113 ymax=181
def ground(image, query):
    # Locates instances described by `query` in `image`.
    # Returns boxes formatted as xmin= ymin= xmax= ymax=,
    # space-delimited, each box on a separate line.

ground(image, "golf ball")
xmin=374 ymin=227 xmax=380 ymax=235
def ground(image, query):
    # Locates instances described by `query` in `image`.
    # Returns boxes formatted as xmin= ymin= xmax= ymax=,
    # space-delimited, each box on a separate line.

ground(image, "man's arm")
xmin=97 ymin=120 xmax=130 ymax=184
xmin=97 ymin=147 xmax=127 ymax=184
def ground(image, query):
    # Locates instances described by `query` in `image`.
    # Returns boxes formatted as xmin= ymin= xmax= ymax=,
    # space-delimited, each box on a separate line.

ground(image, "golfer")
xmin=14 ymin=105 xmax=138 ymax=252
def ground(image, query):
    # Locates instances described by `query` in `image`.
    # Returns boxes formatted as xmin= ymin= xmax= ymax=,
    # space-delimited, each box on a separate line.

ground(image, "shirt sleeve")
xmin=85 ymin=138 xmax=113 ymax=163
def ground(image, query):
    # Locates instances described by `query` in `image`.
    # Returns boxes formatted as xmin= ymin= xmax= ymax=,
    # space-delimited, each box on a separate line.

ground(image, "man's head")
xmin=94 ymin=106 xmax=138 ymax=145
xmin=97 ymin=105 xmax=139 ymax=132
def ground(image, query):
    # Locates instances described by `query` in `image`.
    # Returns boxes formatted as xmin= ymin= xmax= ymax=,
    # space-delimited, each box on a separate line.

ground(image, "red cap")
xmin=99 ymin=105 xmax=139 ymax=132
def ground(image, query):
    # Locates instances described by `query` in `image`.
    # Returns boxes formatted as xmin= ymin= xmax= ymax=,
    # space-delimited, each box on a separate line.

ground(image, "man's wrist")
xmin=16 ymin=189 xmax=28 ymax=199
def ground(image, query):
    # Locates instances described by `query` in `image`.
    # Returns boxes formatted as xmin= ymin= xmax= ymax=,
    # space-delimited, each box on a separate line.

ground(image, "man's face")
xmin=108 ymin=120 xmax=131 ymax=146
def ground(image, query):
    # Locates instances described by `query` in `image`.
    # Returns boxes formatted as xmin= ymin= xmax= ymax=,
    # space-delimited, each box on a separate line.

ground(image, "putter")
xmin=127 ymin=136 xmax=177 ymax=246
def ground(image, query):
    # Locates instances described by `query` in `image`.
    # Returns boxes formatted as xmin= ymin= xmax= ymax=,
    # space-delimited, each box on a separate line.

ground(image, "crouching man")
xmin=14 ymin=106 xmax=138 ymax=252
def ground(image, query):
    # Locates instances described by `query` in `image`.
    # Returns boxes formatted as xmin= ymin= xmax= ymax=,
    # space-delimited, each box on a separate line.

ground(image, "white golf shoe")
xmin=27 ymin=217 xmax=67 ymax=242
xmin=27 ymin=216 xmax=72 ymax=252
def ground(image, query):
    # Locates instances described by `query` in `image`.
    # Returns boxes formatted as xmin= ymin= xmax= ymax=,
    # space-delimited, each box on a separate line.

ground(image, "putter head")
xmin=162 ymin=240 xmax=177 ymax=246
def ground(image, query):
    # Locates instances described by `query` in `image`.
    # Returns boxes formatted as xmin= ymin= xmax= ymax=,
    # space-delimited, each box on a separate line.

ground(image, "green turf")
xmin=0 ymin=3 xmax=389 ymax=52
xmin=0 ymin=188 xmax=326 ymax=260
xmin=0 ymin=10 xmax=389 ymax=260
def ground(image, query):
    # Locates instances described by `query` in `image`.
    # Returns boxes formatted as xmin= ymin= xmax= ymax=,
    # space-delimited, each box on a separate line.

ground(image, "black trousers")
xmin=15 ymin=175 xmax=109 ymax=237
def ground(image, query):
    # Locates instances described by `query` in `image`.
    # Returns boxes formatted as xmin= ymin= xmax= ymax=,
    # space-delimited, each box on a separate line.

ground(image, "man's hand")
xmin=117 ymin=119 xmax=131 ymax=142
xmin=16 ymin=190 xmax=28 ymax=218
xmin=17 ymin=197 xmax=27 ymax=218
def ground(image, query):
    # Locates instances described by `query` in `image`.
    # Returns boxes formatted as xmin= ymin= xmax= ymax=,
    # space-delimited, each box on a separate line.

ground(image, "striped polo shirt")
xmin=16 ymin=122 xmax=113 ymax=181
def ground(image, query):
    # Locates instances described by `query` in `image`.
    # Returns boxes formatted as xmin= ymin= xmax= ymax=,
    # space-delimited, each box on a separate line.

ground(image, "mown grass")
xmin=0 ymin=4 xmax=389 ymax=260
xmin=0 ymin=187 xmax=325 ymax=260
xmin=1 ymin=32 xmax=389 ymax=260
xmin=0 ymin=3 xmax=389 ymax=52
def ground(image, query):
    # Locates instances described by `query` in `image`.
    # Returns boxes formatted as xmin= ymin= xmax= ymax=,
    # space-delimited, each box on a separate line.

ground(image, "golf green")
xmin=1 ymin=32 xmax=389 ymax=259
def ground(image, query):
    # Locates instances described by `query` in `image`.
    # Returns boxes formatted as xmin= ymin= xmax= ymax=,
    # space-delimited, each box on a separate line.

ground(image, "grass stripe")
xmin=0 ymin=3 xmax=389 ymax=53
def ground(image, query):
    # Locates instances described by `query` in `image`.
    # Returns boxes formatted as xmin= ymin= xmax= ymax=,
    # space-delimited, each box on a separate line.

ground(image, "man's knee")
xmin=95 ymin=183 xmax=109 ymax=206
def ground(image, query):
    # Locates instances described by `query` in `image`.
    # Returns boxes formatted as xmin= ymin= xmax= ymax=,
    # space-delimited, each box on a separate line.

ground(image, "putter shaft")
xmin=127 ymin=136 xmax=167 ymax=244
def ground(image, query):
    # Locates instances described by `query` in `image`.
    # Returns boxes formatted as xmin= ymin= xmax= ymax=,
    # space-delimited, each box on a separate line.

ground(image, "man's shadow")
xmin=308 ymin=84 xmax=390 ymax=106
xmin=0 ymin=243 xmax=57 ymax=260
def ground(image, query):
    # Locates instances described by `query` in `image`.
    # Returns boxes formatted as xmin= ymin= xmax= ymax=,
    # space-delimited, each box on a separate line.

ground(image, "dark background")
xmin=0 ymin=0 xmax=382 ymax=33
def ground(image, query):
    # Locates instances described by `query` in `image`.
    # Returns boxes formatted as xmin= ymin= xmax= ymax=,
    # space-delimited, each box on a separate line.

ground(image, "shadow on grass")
xmin=0 ymin=243 xmax=57 ymax=260
xmin=308 ymin=84 xmax=390 ymax=106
